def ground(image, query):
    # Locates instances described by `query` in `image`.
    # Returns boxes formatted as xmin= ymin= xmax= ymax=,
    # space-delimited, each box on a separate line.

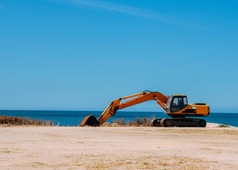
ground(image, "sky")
xmin=0 ymin=0 xmax=238 ymax=112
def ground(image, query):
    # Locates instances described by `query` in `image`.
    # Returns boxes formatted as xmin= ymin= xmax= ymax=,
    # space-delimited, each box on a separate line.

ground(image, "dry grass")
xmin=0 ymin=115 xmax=54 ymax=126
xmin=110 ymin=117 xmax=151 ymax=127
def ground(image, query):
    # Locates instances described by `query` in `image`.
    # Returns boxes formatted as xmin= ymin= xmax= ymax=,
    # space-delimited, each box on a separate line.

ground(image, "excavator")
xmin=80 ymin=90 xmax=210 ymax=127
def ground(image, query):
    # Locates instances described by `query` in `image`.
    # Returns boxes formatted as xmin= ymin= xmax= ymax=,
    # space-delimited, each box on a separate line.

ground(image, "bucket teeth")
xmin=80 ymin=115 xmax=100 ymax=127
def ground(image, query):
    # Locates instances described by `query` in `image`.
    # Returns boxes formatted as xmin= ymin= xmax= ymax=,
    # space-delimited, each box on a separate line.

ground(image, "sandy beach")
xmin=1 ymin=123 xmax=238 ymax=170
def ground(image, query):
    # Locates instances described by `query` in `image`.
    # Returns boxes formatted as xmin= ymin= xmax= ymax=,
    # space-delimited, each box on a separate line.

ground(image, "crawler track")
xmin=151 ymin=118 xmax=206 ymax=127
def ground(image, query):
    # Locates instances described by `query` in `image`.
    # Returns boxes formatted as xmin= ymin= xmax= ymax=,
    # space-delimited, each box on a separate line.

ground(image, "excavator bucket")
xmin=80 ymin=115 xmax=100 ymax=127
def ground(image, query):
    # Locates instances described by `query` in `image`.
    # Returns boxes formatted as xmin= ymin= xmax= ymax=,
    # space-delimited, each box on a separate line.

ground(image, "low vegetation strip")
xmin=0 ymin=115 xmax=54 ymax=126
xmin=102 ymin=117 xmax=151 ymax=127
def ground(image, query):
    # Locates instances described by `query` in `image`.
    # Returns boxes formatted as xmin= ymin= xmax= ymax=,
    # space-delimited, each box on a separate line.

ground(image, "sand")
xmin=0 ymin=123 xmax=238 ymax=170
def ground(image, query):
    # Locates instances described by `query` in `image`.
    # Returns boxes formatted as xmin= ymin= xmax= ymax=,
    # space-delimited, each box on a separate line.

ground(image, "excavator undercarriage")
xmin=151 ymin=118 xmax=206 ymax=127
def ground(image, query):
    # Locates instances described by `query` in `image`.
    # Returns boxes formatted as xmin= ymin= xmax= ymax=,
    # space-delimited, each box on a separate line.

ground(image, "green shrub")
xmin=218 ymin=123 xmax=229 ymax=128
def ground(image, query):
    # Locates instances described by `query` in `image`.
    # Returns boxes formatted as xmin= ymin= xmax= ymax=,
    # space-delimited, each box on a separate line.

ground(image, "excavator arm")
xmin=80 ymin=91 xmax=168 ymax=126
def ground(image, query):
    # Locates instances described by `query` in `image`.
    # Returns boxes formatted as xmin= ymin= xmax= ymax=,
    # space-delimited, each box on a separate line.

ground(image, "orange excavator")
xmin=80 ymin=90 xmax=210 ymax=127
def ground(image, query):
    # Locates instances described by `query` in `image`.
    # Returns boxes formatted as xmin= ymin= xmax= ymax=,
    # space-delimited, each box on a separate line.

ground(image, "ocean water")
xmin=0 ymin=110 xmax=237 ymax=127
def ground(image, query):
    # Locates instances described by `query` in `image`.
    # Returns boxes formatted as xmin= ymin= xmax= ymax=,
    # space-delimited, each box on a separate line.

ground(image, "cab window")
xmin=171 ymin=96 xmax=187 ymax=112
xmin=183 ymin=97 xmax=188 ymax=107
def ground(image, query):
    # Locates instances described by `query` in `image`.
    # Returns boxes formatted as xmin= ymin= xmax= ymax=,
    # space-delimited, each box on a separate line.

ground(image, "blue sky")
xmin=0 ymin=0 xmax=237 ymax=112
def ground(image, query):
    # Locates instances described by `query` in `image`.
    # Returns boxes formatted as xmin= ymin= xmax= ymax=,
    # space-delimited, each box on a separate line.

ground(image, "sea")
xmin=0 ymin=110 xmax=237 ymax=127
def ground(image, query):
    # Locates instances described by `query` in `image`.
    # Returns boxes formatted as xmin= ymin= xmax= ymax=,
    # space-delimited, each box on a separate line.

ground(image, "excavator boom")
xmin=80 ymin=91 xmax=168 ymax=126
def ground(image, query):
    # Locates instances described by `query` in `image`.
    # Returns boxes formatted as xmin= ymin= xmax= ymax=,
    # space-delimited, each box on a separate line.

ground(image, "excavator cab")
xmin=166 ymin=95 xmax=188 ymax=113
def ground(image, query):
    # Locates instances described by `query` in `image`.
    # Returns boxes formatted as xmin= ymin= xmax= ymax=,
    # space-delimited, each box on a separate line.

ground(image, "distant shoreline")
xmin=1 ymin=111 xmax=238 ymax=127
